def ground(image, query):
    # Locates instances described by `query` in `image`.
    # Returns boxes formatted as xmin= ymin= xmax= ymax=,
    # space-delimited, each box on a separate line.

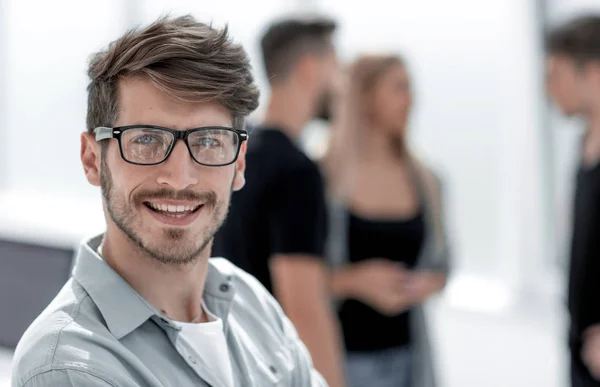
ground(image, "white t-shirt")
xmin=177 ymin=304 xmax=234 ymax=387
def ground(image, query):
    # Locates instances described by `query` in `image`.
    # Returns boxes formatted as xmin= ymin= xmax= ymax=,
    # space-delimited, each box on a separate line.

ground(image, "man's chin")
xmin=139 ymin=232 xmax=212 ymax=266
xmin=142 ymin=245 xmax=201 ymax=266
xmin=162 ymin=227 xmax=188 ymax=241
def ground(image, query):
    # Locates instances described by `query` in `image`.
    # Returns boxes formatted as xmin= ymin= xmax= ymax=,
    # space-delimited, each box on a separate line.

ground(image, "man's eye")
xmin=195 ymin=137 xmax=222 ymax=147
xmin=133 ymin=135 xmax=159 ymax=144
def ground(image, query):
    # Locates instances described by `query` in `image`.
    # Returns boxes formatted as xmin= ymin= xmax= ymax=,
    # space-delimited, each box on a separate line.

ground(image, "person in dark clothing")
xmin=214 ymin=127 xmax=328 ymax=293
xmin=546 ymin=15 xmax=600 ymax=386
xmin=212 ymin=16 xmax=346 ymax=387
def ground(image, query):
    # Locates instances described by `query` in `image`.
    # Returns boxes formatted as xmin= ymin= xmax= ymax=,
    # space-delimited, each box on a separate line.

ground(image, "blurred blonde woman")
xmin=322 ymin=54 xmax=451 ymax=387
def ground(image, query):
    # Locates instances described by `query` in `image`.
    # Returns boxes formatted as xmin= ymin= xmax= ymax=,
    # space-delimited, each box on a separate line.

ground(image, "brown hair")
xmin=323 ymin=54 xmax=407 ymax=197
xmin=86 ymin=15 xmax=260 ymax=134
xmin=546 ymin=15 xmax=600 ymax=65
xmin=260 ymin=15 xmax=336 ymax=84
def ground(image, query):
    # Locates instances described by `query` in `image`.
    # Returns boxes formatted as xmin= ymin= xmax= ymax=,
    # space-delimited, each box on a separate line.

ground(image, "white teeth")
xmin=148 ymin=202 xmax=200 ymax=213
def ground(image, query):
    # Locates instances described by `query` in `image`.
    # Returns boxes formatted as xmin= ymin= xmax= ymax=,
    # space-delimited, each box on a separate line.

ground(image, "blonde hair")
xmin=323 ymin=53 xmax=406 ymax=199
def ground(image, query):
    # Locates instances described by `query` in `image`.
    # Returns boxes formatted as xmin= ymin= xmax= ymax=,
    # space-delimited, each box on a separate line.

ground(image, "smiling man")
xmin=11 ymin=15 xmax=325 ymax=387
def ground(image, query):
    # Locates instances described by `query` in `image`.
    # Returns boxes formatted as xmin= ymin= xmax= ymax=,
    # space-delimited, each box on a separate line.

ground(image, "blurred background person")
xmin=322 ymin=54 xmax=451 ymax=387
xmin=546 ymin=15 xmax=600 ymax=387
xmin=211 ymin=15 xmax=346 ymax=387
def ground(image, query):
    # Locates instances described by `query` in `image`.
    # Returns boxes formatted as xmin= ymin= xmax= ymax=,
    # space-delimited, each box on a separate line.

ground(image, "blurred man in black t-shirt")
xmin=212 ymin=16 xmax=345 ymax=387
xmin=546 ymin=15 xmax=600 ymax=386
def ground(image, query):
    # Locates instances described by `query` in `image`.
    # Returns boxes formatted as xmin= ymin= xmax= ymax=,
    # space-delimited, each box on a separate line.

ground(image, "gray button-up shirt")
xmin=11 ymin=235 xmax=326 ymax=387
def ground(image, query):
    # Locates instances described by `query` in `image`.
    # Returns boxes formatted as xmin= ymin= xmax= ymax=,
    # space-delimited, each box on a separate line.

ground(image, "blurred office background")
xmin=1 ymin=0 xmax=599 ymax=385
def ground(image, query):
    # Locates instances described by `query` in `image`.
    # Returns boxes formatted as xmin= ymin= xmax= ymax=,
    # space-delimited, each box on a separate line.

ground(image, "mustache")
xmin=134 ymin=188 xmax=217 ymax=205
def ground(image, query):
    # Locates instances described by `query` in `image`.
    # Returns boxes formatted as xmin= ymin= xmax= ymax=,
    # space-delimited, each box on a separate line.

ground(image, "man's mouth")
xmin=144 ymin=201 xmax=203 ymax=218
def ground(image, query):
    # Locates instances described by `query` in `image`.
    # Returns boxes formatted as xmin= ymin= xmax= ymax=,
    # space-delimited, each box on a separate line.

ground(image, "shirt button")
xmin=219 ymin=283 xmax=230 ymax=292
xmin=188 ymin=356 xmax=197 ymax=364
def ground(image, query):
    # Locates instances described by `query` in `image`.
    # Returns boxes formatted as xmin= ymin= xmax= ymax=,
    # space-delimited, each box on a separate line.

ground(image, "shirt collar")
xmin=202 ymin=258 xmax=236 ymax=326
xmin=72 ymin=234 xmax=159 ymax=339
xmin=72 ymin=234 xmax=236 ymax=339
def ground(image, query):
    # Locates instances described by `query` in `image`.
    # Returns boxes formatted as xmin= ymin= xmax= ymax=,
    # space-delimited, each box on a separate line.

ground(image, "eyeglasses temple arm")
xmin=94 ymin=127 xmax=115 ymax=141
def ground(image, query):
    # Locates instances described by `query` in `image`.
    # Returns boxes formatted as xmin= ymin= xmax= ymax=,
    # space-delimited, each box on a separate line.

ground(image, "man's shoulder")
xmin=274 ymin=151 xmax=323 ymax=191
xmin=248 ymin=127 xmax=319 ymax=173
xmin=12 ymin=280 xmax=117 ymax=386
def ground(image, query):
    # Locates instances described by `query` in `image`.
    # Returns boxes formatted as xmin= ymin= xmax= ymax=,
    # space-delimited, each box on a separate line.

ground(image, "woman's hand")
xmin=332 ymin=259 xmax=411 ymax=316
xmin=331 ymin=260 xmax=447 ymax=316
xmin=402 ymin=271 xmax=447 ymax=304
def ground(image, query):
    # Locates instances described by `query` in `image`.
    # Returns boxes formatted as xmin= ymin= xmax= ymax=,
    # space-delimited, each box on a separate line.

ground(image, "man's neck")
xmin=262 ymin=86 xmax=311 ymax=139
xmin=100 ymin=226 xmax=209 ymax=323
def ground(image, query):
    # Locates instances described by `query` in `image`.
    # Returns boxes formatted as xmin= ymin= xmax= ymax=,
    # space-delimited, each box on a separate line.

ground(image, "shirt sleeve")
xmin=19 ymin=369 xmax=117 ymax=387
xmin=268 ymin=164 xmax=328 ymax=258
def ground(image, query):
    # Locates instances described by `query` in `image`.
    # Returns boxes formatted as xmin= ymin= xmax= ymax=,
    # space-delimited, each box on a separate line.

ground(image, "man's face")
xmin=312 ymin=48 xmax=339 ymax=121
xmin=89 ymin=77 xmax=245 ymax=266
xmin=546 ymin=54 xmax=587 ymax=116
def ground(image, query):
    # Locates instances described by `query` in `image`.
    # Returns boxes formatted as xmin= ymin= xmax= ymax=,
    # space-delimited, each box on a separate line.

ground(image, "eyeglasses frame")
xmin=93 ymin=125 xmax=248 ymax=167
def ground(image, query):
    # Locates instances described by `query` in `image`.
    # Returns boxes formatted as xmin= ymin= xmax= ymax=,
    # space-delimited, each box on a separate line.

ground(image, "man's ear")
xmin=81 ymin=132 xmax=102 ymax=187
xmin=232 ymin=142 xmax=247 ymax=191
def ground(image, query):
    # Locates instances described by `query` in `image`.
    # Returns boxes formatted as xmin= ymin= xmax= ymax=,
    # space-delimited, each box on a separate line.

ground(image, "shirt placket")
xmin=176 ymin=338 xmax=224 ymax=387
xmin=157 ymin=316 xmax=221 ymax=387
xmin=204 ymin=280 xmax=255 ymax=387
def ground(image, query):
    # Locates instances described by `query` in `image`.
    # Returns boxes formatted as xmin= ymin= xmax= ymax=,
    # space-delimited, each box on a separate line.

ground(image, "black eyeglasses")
xmin=94 ymin=125 xmax=248 ymax=166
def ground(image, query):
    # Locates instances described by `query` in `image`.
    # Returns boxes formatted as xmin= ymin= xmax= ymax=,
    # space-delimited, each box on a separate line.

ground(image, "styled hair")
xmin=86 ymin=15 xmax=260 ymax=133
xmin=260 ymin=15 xmax=336 ymax=83
xmin=546 ymin=15 xmax=600 ymax=65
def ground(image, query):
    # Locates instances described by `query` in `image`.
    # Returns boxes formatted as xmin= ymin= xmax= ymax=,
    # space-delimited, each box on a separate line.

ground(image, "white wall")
xmin=5 ymin=0 xmax=128 ymax=199
xmin=0 ymin=0 xmax=130 ymax=246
